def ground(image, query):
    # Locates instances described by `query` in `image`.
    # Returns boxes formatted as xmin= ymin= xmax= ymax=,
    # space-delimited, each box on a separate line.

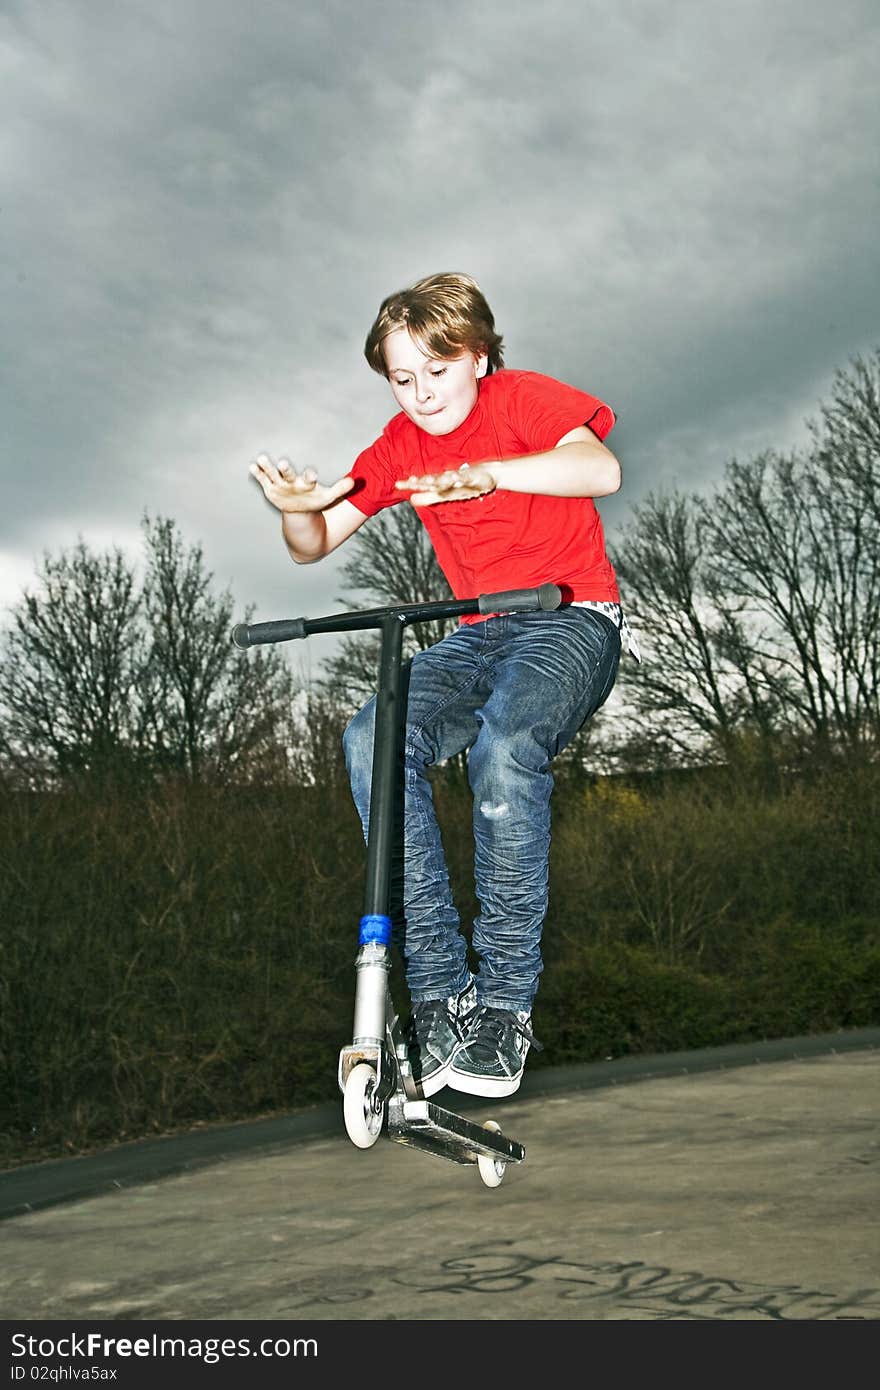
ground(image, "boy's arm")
xmin=249 ymin=454 xmax=368 ymax=563
xmin=394 ymin=426 xmax=621 ymax=506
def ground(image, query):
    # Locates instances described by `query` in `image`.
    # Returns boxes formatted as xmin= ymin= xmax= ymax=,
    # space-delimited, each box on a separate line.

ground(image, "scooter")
xmin=233 ymin=581 xmax=561 ymax=1186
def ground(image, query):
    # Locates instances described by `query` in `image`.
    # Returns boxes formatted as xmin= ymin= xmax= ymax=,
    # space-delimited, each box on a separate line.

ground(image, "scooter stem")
xmin=363 ymin=613 xmax=406 ymax=919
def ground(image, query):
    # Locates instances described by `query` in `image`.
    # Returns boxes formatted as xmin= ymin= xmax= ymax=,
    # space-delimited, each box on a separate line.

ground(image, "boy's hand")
xmin=395 ymin=462 xmax=497 ymax=507
xmin=249 ymin=454 xmax=355 ymax=513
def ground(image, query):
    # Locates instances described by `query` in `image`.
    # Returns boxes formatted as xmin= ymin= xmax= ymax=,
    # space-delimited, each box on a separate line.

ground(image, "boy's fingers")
xmin=253 ymin=455 xmax=313 ymax=487
xmin=397 ymin=469 xmax=485 ymax=494
xmin=396 ymin=473 xmax=439 ymax=491
xmin=326 ymin=475 xmax=355 ymax=503
xmin=250 ymin=463 xmax=277 ymax=491
xmin=285 ymin=469 xmax=317 ymax=492
xmin=253 ymin=453 xmax=286 ymax=486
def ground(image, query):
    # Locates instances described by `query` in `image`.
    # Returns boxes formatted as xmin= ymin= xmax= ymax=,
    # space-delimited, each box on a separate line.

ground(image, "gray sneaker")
xmin=402 ymin=977 xmax=477 ymax=1097
xmin=448 ymin=1006 xmax=542 ymax=1097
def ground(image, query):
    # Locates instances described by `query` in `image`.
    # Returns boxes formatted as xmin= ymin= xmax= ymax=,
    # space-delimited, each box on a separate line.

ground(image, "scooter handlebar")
xmin=477 ymin=582 xmax=562 ymax=614
xmin=231 ymin=583 xmax=563 ymax=647
xmin=232 ymin=617 xmax=308 ymax=648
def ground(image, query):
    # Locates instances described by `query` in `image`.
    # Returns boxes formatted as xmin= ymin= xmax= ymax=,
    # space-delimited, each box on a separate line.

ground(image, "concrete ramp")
xmin=2 ymin=1032 xmax=878 ymax=1321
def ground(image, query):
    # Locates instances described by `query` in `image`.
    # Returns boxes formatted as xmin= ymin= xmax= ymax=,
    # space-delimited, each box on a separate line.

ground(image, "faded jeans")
xmin=342 ymin=607 xmax=620 ymax=1013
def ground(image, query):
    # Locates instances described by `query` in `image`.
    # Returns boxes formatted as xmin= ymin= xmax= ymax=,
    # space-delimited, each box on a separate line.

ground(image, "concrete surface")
xmin=2 ymin=1031 xmax=878 ymax=1322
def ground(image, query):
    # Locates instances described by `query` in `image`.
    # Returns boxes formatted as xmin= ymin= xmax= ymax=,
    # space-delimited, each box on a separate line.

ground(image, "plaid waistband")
xmin=571 ymin=600 xmax=642 ymax=662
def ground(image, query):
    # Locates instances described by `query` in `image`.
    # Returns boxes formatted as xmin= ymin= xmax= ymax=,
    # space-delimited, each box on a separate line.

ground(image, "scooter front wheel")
xmin=343 ymin=1063 xmax=384 ymax=1149
xmin=477 ymin=1119 xmax=507 ymax=1188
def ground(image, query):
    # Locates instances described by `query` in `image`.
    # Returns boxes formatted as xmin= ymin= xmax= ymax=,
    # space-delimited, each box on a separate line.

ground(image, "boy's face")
xmin=383 ymin=328 xmax=487 ymax=435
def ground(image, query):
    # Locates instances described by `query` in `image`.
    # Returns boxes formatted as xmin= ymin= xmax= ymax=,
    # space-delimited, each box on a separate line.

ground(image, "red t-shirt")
xmin=348 ymin=369 xmax=620 ymax=616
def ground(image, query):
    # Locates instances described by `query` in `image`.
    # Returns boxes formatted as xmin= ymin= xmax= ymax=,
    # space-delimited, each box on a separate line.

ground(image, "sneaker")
xmin=447 ymin=1006 xmax=542 ymax=1097
xmin=402 ymin=977 xmax=477 ymax=1097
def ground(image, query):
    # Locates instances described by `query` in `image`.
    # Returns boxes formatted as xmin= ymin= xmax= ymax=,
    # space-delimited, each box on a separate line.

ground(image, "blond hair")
xmin=364 ymin=272 xmax=504 ymax=377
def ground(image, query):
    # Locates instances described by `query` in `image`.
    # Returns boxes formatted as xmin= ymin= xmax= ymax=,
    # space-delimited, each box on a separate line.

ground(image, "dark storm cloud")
xmin=2 ymin=0 xmax=878 ymax=632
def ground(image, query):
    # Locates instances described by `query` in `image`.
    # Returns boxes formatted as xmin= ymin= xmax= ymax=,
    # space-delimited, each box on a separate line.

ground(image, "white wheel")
xmin=343 ymin=1064 xmax=384 ymax=1149
xmin=477 ymin=1119 xmax=507 ymax=1188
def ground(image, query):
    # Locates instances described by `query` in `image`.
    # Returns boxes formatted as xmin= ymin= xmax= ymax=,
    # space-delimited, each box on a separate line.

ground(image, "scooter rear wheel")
xmin=477 ymin=1119 xmax=507 ymax=1187
xmin=343 ymin=1063 xmax=384 ymax=1149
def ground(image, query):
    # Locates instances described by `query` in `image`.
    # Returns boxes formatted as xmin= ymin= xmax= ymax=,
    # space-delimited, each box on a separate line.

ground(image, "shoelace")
xmin=405 ymin=997 xmax=469 ymax=1044
xmin=475 ymin=1007 xmax=544 ymax=1053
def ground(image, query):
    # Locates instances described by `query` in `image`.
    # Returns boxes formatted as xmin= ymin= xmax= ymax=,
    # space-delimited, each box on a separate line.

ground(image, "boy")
xmin=250 ymin=272 xmax=632 ymax=1099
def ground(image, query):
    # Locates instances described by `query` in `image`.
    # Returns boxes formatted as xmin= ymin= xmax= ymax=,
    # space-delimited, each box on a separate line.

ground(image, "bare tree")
xmin=811 ymin=350 xmax=880 ymax=521
xmin=805 ymin=350 xmax=880 ymax=743
xmin=0 ymin=542 xmax=143 ymax=780
xmin=141 ymin=516 xmax=295 ymax=781
xmin=703 ymin=453 xmax=841 ymax=745
xmin=703 ymin=406 xmax=879 ymax=753
xmin=612 ymin=491 xmax=753 ymax=765
xmin=612 ymin=350 xmax=880 ymax=764
xmin=0 ymin=519 xmax=297 ymax=785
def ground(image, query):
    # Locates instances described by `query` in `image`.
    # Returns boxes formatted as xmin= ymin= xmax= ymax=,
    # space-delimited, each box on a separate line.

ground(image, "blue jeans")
xmin=342 ymin=608 xmax=620 ymax=1012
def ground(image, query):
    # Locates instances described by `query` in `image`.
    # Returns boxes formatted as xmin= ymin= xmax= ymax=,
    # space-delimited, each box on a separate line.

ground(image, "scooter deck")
xmin=386 ymin=1094 xmax=526 ymax=1167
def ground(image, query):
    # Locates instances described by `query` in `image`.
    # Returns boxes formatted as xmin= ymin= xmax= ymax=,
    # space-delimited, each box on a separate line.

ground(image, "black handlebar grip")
xmin=477 ymin=583 xmax=562 ymax=615
xmin=231 ymin=617 xmax=309 ymax=648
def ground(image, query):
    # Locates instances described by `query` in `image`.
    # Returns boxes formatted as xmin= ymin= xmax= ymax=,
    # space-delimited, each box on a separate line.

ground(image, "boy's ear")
xmin=475 ymin=350 xmax=489 ymax=379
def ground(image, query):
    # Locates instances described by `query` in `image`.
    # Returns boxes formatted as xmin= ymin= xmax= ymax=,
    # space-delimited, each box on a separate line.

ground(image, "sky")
xmin=3 ymin=0 xmax=879 ymax=675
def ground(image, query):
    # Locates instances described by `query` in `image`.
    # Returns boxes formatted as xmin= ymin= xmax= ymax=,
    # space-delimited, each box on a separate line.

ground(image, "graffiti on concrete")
xmin=396 ymin=1241 xmax=880 ymax=1319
